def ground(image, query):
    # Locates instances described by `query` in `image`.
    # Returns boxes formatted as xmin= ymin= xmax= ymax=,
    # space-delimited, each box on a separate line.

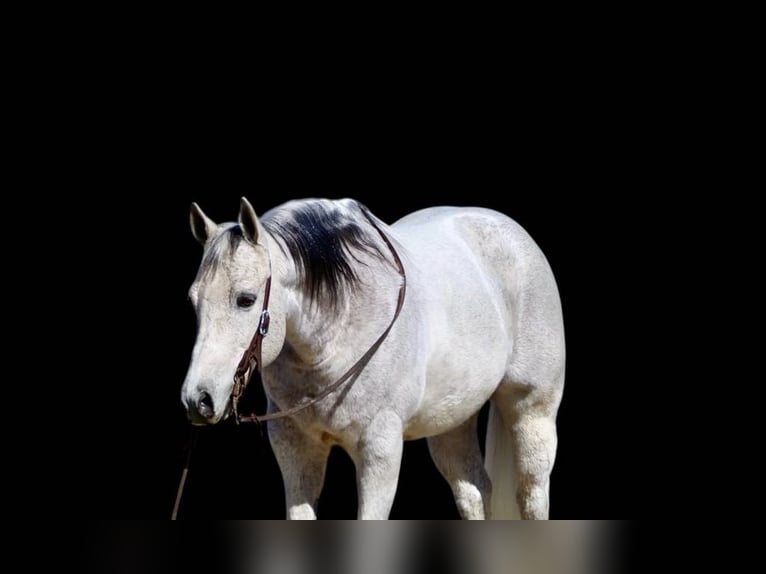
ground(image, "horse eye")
xmin=236 ymin=294 xmax=256 ymax=308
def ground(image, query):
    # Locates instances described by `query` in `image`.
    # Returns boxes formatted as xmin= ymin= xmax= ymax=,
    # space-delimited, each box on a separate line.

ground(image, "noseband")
xmin=231 ymin=208 xmax=407 ymax=424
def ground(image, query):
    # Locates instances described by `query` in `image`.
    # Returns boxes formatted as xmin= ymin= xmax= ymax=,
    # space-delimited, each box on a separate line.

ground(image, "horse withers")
xmin=181 ymin=197 xmax=565 ymax=519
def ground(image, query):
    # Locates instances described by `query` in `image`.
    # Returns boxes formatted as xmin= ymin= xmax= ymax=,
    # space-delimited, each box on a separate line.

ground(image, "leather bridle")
xmin=232 ymin=208 xmax=407 ymax=424
xmin=230 ymin=271 xmax=272 ymax=421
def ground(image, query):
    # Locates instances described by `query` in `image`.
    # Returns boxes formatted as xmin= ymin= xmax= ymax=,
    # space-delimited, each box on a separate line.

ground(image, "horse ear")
xmin=238 ymin=197 xmax=264 ymax=245
xmin=190 ymin=202 xmax=217 ymax=245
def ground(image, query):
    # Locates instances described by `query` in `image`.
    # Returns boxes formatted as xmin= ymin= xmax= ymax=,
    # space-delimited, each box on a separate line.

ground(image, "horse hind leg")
xmin=512 ymin=406 xmax=558 ymax=520
xmin=492 ymin=377 xmax=562 ymax=520
xmin=427 ymin=413 xmax=491 ymax=519
xmin=492 ymin=254 xmax=565 ymax=519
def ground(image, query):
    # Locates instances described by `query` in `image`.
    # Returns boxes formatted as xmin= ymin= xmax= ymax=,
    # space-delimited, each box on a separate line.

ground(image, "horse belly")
xmin=403 ymin=347 xmax=506 ymax=439
xmin=403 ymin=381 xmax=500 ymax=440
xmin=402 ymin=308 xmax=509 ymax=440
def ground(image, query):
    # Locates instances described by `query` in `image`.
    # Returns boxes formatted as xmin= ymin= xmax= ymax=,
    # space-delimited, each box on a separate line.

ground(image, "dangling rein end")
xmin=171 ymin=426 xmax=198 ymax=520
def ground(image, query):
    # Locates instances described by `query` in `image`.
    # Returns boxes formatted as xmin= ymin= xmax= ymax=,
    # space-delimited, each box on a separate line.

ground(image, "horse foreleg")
xmin=268 ymin=416 xmax=330 ymax=520
xmin=353 ymin=410 xmax=404 ymax=520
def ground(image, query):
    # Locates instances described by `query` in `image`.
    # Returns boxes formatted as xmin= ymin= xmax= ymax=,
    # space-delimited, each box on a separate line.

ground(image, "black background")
xmin=70 ymin=84 xmax=642 ymax=518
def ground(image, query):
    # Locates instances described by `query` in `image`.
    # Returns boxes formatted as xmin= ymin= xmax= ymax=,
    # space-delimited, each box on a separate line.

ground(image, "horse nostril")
xmin=198 ymin=391 xmax=214 ymax=418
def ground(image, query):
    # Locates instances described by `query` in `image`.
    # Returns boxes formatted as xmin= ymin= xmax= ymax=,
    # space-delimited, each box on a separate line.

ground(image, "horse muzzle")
xmin=185 ymin=388 xmax=223 ymax=425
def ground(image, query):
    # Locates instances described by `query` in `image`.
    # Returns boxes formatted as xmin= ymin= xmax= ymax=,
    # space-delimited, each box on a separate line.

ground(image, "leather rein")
xmin=233 ymin=208 xmax=407 ymax=424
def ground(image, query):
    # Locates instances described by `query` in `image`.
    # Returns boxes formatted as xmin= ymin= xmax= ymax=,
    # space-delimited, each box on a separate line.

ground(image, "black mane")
xmin=263 ymin=200 xmax=387 ymax=307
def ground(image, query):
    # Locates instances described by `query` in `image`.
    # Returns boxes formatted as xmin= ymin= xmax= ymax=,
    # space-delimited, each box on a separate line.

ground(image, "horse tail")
xmin=485 ymin=402 xmax=520 ymax=519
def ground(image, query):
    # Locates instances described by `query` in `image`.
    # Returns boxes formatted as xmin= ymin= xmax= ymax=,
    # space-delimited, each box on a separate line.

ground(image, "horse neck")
xmin=279 ymin=250 xmax=401 ymax=374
